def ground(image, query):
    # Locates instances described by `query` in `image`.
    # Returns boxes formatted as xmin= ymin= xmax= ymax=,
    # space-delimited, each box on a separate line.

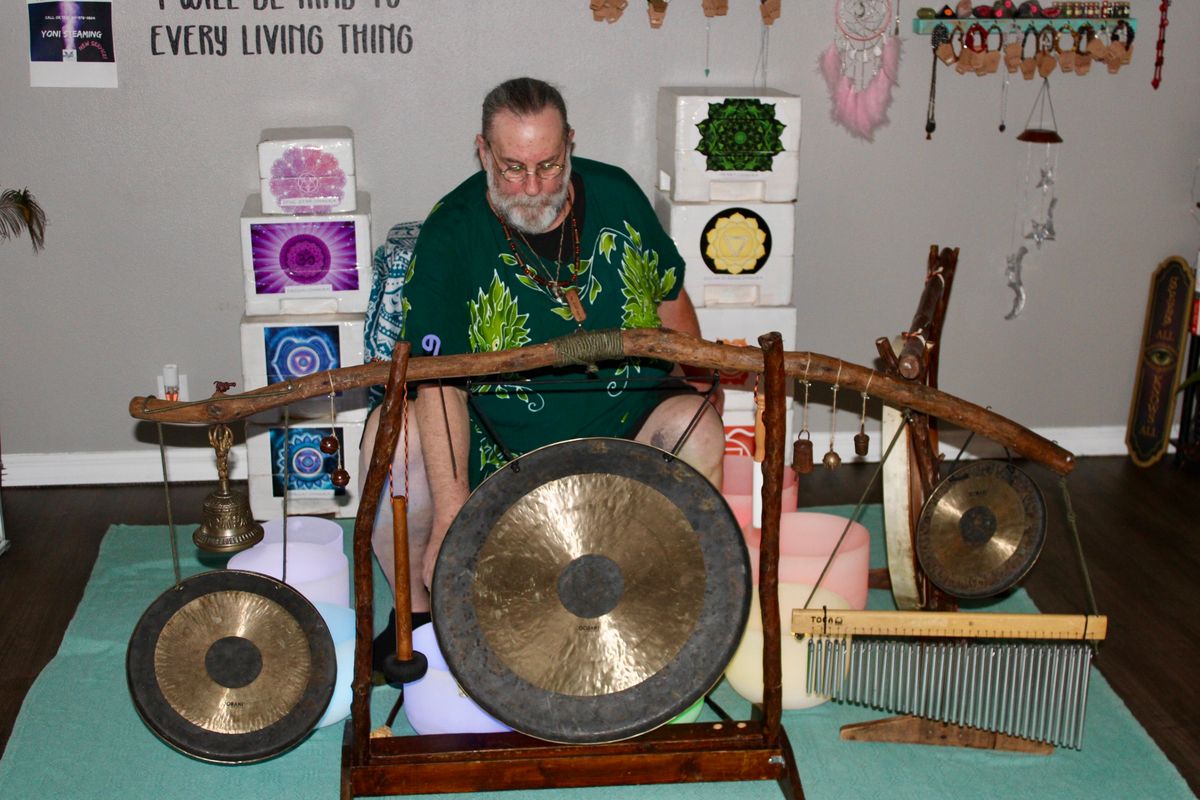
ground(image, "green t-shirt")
xmin=402 ymin=157 xmax=685 ymax=487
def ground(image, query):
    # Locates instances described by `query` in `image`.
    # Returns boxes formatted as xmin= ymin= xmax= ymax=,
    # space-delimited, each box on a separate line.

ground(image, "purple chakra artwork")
xmin=251 ymin=221 xmax=359 ymax=294
xmin=269 ymin=146 xmax=347 ymax=214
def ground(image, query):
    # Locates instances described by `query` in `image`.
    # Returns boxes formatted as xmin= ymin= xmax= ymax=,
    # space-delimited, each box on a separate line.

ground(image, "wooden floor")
xmin=0 ymin=456 xmax=1196 ymax=795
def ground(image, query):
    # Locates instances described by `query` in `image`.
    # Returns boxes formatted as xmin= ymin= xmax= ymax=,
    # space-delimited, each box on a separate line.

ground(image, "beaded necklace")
xmin=492 ymin=203 xmax=586 ymax=323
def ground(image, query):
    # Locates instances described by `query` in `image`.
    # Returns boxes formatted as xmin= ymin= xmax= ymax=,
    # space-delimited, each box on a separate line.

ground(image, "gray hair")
xmin=481 ymin=78 xmax=570 ymax=142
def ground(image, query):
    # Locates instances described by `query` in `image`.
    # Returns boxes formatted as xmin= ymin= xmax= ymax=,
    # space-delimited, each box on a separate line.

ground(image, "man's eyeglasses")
xmin=488 ymin=143 xmax=566 ymax=183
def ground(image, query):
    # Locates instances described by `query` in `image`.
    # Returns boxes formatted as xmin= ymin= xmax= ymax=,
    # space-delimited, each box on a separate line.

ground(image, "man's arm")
xmin=414 ymin=382 xmax=470 ymax=590
xmin=658 ymin=287 xmax=701 ymax=336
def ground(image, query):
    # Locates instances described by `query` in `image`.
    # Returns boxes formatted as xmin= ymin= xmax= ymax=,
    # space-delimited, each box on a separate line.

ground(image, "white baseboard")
xmin=2 ymin=446 xmax=249 ymax=487
xmin=0 ymin=425 xmax=1140 ymax=487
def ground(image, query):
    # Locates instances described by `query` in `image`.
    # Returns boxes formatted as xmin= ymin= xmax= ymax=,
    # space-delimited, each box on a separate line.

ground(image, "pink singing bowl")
xmin=744 ymin=511 xmax=870 ymax=610
xmin=722 ymin=454 xmax=797 ymax=530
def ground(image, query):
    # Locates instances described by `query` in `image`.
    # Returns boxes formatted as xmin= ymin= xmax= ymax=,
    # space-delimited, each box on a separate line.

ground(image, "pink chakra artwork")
xmin=251 ymin=221 xmax=360 ymax=294
xmin=269 ymin=146 xmax=347 ymax=214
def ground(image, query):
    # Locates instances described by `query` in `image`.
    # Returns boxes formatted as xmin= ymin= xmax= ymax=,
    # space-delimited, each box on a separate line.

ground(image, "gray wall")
xmin=2 ymin=1 xmax=1197 ymax=459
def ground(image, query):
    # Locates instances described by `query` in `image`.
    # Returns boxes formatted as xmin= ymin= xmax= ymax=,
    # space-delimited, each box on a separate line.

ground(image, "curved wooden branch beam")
xmin=128 ymin=328 xmax=1074 ymax=475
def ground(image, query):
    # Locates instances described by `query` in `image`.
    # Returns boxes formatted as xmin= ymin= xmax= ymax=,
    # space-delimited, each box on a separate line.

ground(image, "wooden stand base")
xmin=341 ymin=721 xmax=804 ymax=798
xmin=839 ymin=715 xmax=1053 ymax=755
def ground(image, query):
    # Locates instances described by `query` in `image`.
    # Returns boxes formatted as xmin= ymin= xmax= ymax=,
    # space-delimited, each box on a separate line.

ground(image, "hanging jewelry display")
xmin=823 ymin=364 xmax=843 ymax=470
xmin=1151 ymin=0 xmax=1170 ymax=89
xmin=791 ymin=358 xmax=814 ymax=474
xmin=925 ymin=23 xmax=950 ymax=139
xmin=1004 ymin=77 xmax=1061 ymax=319
xmin=820 ymin=0 xmax=901 ymax=141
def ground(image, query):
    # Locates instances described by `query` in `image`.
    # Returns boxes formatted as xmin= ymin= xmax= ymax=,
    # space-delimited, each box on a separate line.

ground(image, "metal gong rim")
xmin=431 ymin=438 xmax=750 ymax=744
xmin=915 ymin=461 xmax=1047 ymax=599
xmin=126 ymin=570 xmax=336 ymax=763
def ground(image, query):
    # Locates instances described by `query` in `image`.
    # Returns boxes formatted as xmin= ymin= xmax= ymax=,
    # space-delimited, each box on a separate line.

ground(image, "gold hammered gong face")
xmin=473 ymin=473 xmax=704 ymax=697
xmin=153 ymin=590 xmax=312 ymax=734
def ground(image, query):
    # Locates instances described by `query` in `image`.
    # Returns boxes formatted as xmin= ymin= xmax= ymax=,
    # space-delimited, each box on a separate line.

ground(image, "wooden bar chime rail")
xmin=130 ymin=325 xmax=1079 ymax=798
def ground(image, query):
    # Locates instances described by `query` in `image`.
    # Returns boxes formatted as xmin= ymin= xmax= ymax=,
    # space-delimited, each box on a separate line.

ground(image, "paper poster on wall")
xmin=28 ymin=0 xmax=117 ymax=88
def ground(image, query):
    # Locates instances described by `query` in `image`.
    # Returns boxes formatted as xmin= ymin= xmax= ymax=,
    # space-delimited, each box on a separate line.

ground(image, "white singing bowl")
xmin=227 ymin=541 xmax=350 ymax=608
xmin=403 ymin=623 xmax=511 ymax=736
xmin=312 ymin=602 xmax=355 ymax=729
xmin=725 ymin=583 xmax=852 ymax=710
xmin=259 ymin=516 xmax=344 ymax=553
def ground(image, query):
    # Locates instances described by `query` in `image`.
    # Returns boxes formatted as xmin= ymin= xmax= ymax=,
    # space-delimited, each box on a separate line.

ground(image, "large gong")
xmin=431 ymin=438 xmax=751 ymax=744
xmin=126 ymin=570 xmax=336 ymax=763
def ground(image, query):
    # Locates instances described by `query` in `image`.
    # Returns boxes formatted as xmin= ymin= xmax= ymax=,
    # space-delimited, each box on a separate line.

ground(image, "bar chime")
xmin=793 ymin=610 xmax=1108 ymax=750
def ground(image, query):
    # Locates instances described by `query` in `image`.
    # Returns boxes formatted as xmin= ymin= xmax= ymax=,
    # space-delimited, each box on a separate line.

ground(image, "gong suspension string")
xmin=669 ymin=371 xmax=722 ymax=458
xmin=800 ymin=408 xmax=912 ymax=611
xmin=156 ymin=422 xmax=182 ymax=588
xmin=1059 ymin=476 xmax=1100 ymax=637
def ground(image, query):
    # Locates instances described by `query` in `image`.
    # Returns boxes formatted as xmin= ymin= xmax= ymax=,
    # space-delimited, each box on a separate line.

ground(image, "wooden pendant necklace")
xmin=494 ymin=204 xmax=586 ymax=324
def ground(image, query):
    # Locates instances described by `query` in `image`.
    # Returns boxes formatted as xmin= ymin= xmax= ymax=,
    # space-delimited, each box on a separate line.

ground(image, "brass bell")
xmin=792 ymin=435 xmax=814 ymax=474
xmin=193 ymin=424 xmax=263 ymax=553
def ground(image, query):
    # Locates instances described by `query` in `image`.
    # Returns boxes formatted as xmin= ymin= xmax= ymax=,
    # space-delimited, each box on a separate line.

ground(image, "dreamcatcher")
xmin=819 ymin=0 xmax=901 ymax=141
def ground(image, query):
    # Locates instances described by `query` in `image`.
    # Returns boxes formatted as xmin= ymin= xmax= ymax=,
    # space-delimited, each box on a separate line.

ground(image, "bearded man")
xmin=361 ymin=77 xmax=723 ymax=667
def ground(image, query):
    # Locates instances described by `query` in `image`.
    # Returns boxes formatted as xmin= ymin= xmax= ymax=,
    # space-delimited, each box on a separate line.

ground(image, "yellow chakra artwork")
xmin=703 ymin=211 xmax=769 ymax=275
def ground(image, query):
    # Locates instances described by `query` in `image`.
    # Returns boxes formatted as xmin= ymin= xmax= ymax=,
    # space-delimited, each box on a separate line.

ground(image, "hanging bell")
xmin=854 ymin=429 xmax=871 ymax=457
xmin=822 ymin=448 xmax=842 ymax=470
xmin=792 ymin=435 xmax=814 ymax=474
xmin=331 ymin=467 xmax=352 ymax=488
xmin=193 ymin=424 xmax=264 ymax=553
xmin=320 ymin=435 xmax=340 ymax=454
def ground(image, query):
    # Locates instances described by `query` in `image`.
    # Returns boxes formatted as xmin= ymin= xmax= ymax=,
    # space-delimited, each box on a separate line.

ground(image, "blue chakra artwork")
xmin=264 ymin=325 xmax=340 ymax=384
xmin=269 ymin=427 xmax=345 ymax=496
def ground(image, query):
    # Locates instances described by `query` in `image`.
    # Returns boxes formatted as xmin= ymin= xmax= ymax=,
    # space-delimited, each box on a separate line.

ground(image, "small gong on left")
xmin=126 ymin=570 xmax=336 ymax=763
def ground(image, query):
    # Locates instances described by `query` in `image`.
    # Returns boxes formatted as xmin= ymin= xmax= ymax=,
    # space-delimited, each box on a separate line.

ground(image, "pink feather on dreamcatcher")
xmin=820 ymin=0 xmax=901 ymax=141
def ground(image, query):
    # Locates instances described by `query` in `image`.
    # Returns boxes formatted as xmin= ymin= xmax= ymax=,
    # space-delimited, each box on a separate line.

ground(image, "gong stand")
xmin=858 ymin=246 xmax=1057 ymax=753
xmin=875 ymin=245 xmax=959 ymax=613
xmin=130 ymin=328 xmax=1074 ymax=798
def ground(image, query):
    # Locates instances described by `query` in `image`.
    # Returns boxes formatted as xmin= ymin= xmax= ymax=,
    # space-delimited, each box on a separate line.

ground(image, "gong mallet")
xmin=380 ymin=490 xmax=428 ymax=687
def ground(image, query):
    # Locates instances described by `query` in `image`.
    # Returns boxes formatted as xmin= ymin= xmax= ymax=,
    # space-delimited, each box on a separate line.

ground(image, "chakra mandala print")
xmin=700 ymin=208 xmax=772 ymax=276
xmin=695 ymin=98 xmax=786 ymax=172
xmin=269 ymin=427 xmax=345 ymax=495
xmin=251 ymin=221 xmax=360 ymax=294
xmin=263 ymin=325 xmax=340 ymax=384
xmin=269 ymin=146 xmax=347 ymax=214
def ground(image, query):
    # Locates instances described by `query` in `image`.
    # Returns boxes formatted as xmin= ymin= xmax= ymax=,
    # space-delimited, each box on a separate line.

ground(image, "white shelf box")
xmin=240 ymin=193 xmax=372 ymax=316
xmin=656 ymin=193 xmax=795 ymax=307
xmin=239 ymin=313 xmax=369 ymax=422
xmin=696 ymin=305 xmax=797 ymax=412
xmin=258 ymin=126 xmax=357 ymax=215
xmin=657 ymin=87 xmax=800 ymax=203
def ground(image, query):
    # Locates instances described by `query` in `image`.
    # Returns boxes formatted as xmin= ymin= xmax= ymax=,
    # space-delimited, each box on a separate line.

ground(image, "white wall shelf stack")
xmin=654 ymin=87 xmax=801 ymax=462
xmin=241 ymin=128 xmax=370 ymax=520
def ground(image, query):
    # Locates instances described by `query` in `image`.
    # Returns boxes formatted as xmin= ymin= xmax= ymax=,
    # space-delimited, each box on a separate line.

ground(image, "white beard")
xmin=487 ymin=159 xmax=572 ymax=235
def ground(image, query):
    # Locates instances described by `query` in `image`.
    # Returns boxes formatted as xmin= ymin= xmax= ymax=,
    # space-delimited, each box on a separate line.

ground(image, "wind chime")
xmin=1004 ymin=76 xmax=1061 ymax=320
xmin=820 ymin=0 xmax=901 ymax=141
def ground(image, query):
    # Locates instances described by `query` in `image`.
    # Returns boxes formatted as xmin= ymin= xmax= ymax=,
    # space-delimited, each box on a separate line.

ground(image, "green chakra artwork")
xmin=695 ymin=98 xmax=786 ymax=173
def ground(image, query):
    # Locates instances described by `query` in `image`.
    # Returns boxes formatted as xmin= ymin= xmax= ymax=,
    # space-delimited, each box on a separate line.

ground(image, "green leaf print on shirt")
xmin=469 ymin=271 xmax=531 ymax=353
xmin=617 ymin=226 xmax=676 ymax=329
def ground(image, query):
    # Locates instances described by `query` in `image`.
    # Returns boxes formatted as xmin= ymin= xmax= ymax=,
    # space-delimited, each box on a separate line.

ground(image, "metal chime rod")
xmin=804 ymin=637 xmax=1096 ymax=749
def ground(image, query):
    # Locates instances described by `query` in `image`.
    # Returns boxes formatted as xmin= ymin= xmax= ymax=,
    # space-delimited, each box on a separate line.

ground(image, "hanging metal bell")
xmin=792 ymin=436 xmax=814 ymax=474
xmin=193 ymin=424 xmax=263 ymax=553
xmin=193 ymin=484 xmax=264 ymax=553
xmin=320 ymin=435 xmax=340 ymax=454
xmin=822 ymin=449 xmax=842 ymax=470
xmin=854 ymin=430 xmax=870 ymax=457
xmin=331 ymin=467 xmax=351 ymax=488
